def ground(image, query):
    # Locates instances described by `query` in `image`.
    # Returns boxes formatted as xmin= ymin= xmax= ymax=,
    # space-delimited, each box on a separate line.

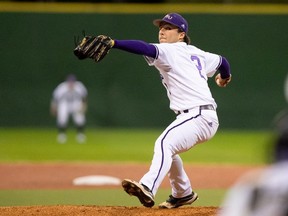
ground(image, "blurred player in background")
xmin=50 ymin=74 xmax=88 ymax=144
xmin=218 ymin=113 xmax=288 ymax=216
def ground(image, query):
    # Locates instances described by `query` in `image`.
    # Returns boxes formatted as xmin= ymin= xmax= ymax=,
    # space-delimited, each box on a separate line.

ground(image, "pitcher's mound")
xmin=0 ymin=205 xmax=218 ymax=216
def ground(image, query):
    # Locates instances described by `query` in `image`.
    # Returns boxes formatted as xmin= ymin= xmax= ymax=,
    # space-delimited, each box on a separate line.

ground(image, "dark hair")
xmin=184 ymin=35 xmax=191 ymax=45
xmin=178 ymin=28 xmax=191 ymax=45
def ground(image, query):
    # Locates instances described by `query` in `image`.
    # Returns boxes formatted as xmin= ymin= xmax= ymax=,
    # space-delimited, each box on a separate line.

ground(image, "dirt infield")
xmin=0 ymin=205 xmax=218 ymax=216
xmin=0 ymin=163 xmax=261 ymax=216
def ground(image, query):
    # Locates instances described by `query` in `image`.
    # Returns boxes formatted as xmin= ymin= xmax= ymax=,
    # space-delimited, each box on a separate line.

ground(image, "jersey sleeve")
xmin=205 ymin=52 xmax=222 ymax=77
xmin=113 ymin=40 xmax=157 ymax=58
xmin=144 ymin=44 xmax=159 ymax=66
xmin=144 ymin=43 xmax=171 ymax=67
xmin=52 ymin=83 xmax=64 ymax=102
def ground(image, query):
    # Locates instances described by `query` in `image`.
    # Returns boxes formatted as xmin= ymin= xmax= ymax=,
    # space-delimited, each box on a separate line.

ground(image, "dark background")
xmin=0 ymin=5 xmax=287 ymax=129
xmin=3 ymin=0 xmax=288 ymax=3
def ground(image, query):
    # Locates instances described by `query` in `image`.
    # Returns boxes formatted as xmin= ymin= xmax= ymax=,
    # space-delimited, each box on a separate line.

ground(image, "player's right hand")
xmin=215 ymin=74 xmax=232 ymax=87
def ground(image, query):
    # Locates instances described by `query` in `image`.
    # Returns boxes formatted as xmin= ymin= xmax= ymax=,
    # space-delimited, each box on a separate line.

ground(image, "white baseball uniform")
xmin=219 ymin=161 xmax=288 ymax=216
xmin=141 ymin=42 xmax=220 ymax=197
xmin=52 ymin=80 xmax=87 ymax=129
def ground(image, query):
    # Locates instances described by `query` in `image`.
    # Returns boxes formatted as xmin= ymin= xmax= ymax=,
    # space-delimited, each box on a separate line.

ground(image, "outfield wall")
xmin=0 ymin=3 xmax=287 ymax=129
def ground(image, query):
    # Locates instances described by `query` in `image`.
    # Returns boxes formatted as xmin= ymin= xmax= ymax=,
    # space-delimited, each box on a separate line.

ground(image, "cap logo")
xmin=164 ymin=14 xmax=173 ymax=20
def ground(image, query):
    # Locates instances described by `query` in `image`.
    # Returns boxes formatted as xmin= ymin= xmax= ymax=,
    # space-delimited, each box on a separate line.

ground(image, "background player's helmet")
xmin=66 ymin=74 xmax=77 ymax=81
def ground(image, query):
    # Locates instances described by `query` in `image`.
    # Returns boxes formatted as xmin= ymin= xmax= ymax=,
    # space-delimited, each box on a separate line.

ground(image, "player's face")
xmin=158 ymin=23 xmax=185 ymax=43
xmin=68 ymin=80 xmax=75 ymax=89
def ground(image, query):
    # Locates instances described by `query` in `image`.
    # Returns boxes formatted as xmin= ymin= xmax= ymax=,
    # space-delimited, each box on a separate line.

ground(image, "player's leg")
xmin=57 ymin=104 xmax=69 ymax=143
xmin=139 ymin=108 xmax=213 ymax=195
xmin=124 ymin=115 xmax=194 ymax=201
xmin=73 ymin=110 xmax=86 ymax=143
xmin=159 ymin=109 xmax=219 ymax=208
xmin=122 ymin=115 xmax=192 ymax=206
xmin=122 ymin=109 xmax=218 ymax=207
xmin=122 ymin=120 xmax=176 ymax=207
xmin=169 ymin=154 xmax=192 ymax=198
xmin=158 ymin=154 xmax=198 ymax=209
xmin=139 ymin=131 xmax=174 ymax=195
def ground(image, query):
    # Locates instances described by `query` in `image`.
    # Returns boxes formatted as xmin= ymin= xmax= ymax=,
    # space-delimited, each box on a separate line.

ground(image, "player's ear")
xmin=178 ymin=31 xmax=185 ymax=41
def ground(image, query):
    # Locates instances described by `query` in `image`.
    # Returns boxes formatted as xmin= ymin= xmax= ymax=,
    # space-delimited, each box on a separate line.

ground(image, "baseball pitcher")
xmin=74 ymin=13 xmax=231 ymax=208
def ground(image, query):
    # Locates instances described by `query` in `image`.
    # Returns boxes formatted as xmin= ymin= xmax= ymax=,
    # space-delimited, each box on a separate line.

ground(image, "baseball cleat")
xmin=57 ymin=133 xmax=67 ymax=144
xmin=76 ymin=133 xmax=86 ymax=143
xmin=159 ymin=192 xmax=198 ymax=209
xmin=122 ymin=179 xmax=155 ymax=208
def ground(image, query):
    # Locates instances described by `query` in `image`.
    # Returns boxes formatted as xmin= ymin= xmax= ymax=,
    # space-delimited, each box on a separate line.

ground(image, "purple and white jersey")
xmin=145 ymin=42 xmax=221 ymax=112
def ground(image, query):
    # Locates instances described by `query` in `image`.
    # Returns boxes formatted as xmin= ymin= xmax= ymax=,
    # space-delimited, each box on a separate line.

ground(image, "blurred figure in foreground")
xmin=218 ymin=112 xmax=288 ymax=216
xmin=50 ymin=74 xmax=88 ymax=144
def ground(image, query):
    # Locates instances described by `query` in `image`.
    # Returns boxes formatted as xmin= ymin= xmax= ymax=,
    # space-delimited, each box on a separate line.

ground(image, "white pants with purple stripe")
xmin=140 ymin=107 xmax=219 ymax=198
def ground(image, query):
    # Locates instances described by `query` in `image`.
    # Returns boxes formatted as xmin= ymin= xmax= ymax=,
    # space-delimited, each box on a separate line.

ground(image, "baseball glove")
xmin=73 ymin=35 xmax=114 ymax=62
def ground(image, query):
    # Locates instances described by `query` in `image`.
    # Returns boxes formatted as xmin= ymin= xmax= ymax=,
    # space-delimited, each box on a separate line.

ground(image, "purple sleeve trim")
xmin=218 ymin=56 xmax=231 ymax=79
xmin=113 ymin=40 xmax=157 ymax=58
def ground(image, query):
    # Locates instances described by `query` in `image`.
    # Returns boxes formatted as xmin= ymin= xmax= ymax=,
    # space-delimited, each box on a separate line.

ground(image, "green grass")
xmin=0 ymin=189 xmax=225 ymax=207
xmin=0 ymin=128 xmax=274 ymax=164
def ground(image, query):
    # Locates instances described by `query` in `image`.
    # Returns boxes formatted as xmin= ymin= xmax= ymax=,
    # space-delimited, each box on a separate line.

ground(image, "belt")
xmin=176 ymin=104 xmax=215 ymax=115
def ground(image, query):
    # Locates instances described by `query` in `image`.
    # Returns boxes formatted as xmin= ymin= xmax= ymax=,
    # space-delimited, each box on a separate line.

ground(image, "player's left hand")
xmin=50 ymin=105 xmax=57 ymax=116
xmin=73 ymin=35 xmax=114 ymax=63
xmin=81 ymin=102 xmax=87 ymax=113
xmin=215 ymin=74 xmax=232 ymax=87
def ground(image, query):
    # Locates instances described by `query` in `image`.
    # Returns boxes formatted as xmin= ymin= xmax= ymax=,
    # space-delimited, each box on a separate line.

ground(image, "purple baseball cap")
xmin=153 ymin=13 xmax=188 ymax=33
